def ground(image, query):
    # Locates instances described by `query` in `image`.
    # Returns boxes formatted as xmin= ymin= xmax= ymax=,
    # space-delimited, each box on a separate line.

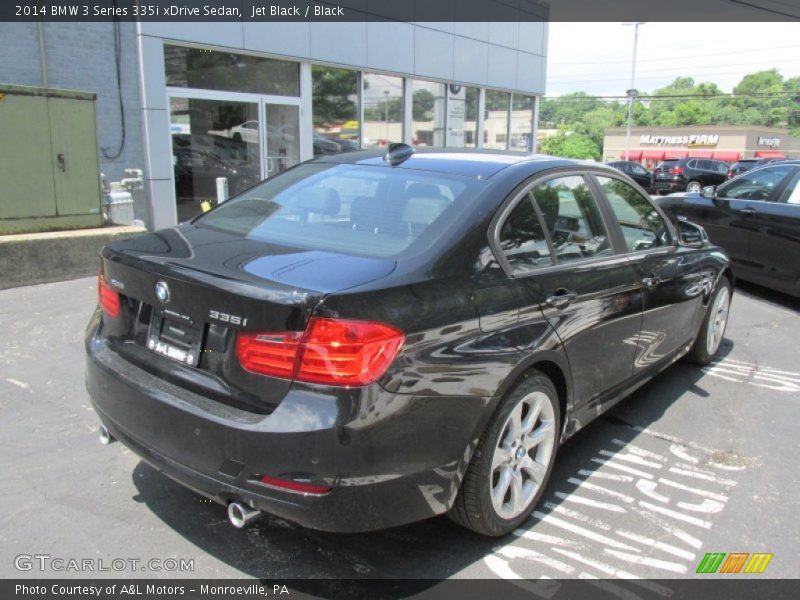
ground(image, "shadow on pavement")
xmin=130 ymin=339 xmax=735 ymax=590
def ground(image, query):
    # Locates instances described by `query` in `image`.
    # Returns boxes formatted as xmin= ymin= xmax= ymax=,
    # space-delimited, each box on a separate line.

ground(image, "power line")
xmin=542 ymin=92 xmax=796 ymax=101
xmin=547 ymin=60 xmax=800 ymax=80
xmin=548 ymin=67 xmax=800 ymax=86
xmin=549 ymin=43 xmax=800 ymax=66
xmin=726 ymin=0 xmax=800 ymax=19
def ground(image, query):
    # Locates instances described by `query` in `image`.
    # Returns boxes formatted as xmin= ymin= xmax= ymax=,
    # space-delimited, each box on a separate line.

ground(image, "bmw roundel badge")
xmin=155 ymin=281 xmax=170 ymax=304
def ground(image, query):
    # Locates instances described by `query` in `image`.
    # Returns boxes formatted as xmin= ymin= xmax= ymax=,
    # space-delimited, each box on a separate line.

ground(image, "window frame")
xmin=490 ymin=168 xmax=673 ymax=279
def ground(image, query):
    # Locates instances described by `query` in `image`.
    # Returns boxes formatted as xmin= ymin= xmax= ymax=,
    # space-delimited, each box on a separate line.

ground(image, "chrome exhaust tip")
xmin=227 ymin=502 xmax=262 ymax=528
xmin=98 ymin=425 xmax=115 ymax=445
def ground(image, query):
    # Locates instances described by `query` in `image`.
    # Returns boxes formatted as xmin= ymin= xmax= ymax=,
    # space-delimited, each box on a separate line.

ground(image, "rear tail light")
xmin=236 ymin=331 xmax=302 ymax=379
xmin=98 ymin=274 xmax=121 ymax=319
xmin=236 ymin=317 xmax=405 ymax=386
xmin=670 ymin=166 xmax=684 ymax=175
xmin=258 ymin=474 xmax=332 ymax=495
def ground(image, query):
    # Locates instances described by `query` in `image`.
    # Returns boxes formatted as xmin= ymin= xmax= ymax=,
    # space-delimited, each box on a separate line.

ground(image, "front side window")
xmin=717 ymin=166 xmax=794 ymax=201
xmin=194 ymin=164 xmax=485 ymax=259
xmin=531 ymin=176 xmax=612 ymax=264
xmin=597 ymin=176 xmax=670 ymax=252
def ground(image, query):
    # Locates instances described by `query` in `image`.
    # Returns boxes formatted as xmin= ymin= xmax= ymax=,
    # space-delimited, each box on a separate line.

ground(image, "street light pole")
xmin=624 ymin=22 xmax=645 ymax=161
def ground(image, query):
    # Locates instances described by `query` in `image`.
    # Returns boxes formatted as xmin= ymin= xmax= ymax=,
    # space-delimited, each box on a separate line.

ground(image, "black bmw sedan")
xmin=86 ymin=146 xmax=733 ymax=537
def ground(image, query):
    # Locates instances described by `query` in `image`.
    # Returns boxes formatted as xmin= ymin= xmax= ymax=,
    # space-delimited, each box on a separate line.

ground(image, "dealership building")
xmin=0 ymin=18 xmax=547 ymax=232
xmin=603 ymin=126 xmax=800 ymax=167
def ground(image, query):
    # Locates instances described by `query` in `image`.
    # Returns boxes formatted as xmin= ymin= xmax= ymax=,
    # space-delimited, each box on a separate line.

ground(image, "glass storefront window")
xmin=411 ymin=80 xmax=446 ymax=147
xmin=165 ymin=45 xmax=299 ymax=96
xmin=510 ymin=94 xmax=535 ymax=152
xmin=362 ymin=73 xmax=403 ymax=148
xmin=484 ymin=90 xmax=510 ymax=150
xmin=311 ymin=66 xmax=360 ymax=157
xmin=464 ymin=87 xmax=478 ymax=148
xmin=169 ymin=97 xmax=261 ymax=222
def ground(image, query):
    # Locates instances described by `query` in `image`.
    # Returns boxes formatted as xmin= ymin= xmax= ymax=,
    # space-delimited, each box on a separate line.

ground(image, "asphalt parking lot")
xmin=1 ymin=277 xmax=799 ymax=584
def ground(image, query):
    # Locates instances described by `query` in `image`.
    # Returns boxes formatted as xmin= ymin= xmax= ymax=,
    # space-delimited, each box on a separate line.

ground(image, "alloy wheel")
xmin=706 ymin=286 xmax=730 ymax=355
xmin=489 ymin=391 xmax=556 ymax=520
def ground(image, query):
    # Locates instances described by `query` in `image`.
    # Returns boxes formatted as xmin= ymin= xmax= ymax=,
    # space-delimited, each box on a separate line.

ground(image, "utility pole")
xmin=624 ymin=22 xmax=645 ymax=161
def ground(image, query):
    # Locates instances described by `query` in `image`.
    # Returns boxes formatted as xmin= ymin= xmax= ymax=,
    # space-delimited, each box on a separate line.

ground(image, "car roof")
xmin=312 ymin=148 xmax=592 ymax=179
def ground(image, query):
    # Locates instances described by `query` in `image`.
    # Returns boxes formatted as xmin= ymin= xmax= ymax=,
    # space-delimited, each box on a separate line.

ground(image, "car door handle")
xmin=545 ymin=289 xmax=578 ymax=308
xmin=740 ymin=207 xmax=756 ymax=216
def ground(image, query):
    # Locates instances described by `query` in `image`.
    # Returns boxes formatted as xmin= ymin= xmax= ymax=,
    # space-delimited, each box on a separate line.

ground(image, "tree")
xmin=312 ymin=66 xmax=359 ymax=126
xmin=540 ymin=131 xmax=601 ymax=160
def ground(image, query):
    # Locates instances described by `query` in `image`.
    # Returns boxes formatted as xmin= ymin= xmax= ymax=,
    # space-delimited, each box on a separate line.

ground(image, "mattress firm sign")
xmin=640 ymin=134 xmax=719 ymax=147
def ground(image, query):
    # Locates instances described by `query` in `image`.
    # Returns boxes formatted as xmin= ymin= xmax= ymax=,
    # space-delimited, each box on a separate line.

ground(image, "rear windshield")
xmin=655 ymin=160 xmax=678 ymax=170
xmin=193 ymin=163 xmax=486 ymax=258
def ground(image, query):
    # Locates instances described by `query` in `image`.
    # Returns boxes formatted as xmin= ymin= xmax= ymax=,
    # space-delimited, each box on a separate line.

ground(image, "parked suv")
xmin=653 ymin=158 xmax=728 ymax=194
xmin=606 ymin=160 xmax=653 ymax=192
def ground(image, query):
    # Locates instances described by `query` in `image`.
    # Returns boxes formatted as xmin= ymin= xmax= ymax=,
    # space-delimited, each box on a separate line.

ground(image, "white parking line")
xmin=599 ymin=449 xmax=663 ymax=469
xmin=638 ymin=501 xmax=712 ymax=529
xmin=512 ymin=529 xmax=589 ymax=549
xmin=615 ymin=530 xmax=696 ymax=561
xmin=658 ymin=477 xmax=729 ymax=501
xmin=567 ymin=477 xmax=635 ymax=503
xmin=611 ymin=439 xmax=667 ymax=462
xmin=544 ymin=502 xmax=612 ymax=530
xmin=677 ymin=498 xmax=725 ymax=514
xmin=604 ymin=549 xmax=688 ymax=574
xmin=590 ymin=457 xmax=654 ymax=479
xmin=669 ymin=465 xmax=738 ymax=486
xmin=532 ymin=511 xmax=640 ymax=551
xmin=554 ymin=491 xmax=627 ymax=513
xmin=635 ymin=479 xmax=670 ymax=503
xmin=578 ymin=469 xmax=633 ymax=482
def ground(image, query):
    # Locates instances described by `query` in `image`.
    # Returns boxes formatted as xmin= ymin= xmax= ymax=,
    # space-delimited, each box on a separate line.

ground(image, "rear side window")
xmin=498 ymin=194 xmax=552 ymax=273
xmin=194 ymin=163 xmax=485 ymax=258
xmin=597 ymin=176 xmax=670 ymax=252
xmin=530 ymin=175 xmax=612 ymax=264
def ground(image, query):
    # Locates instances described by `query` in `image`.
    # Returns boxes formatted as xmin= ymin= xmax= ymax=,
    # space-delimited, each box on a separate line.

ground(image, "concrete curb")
xmin=0 ymin=226 xmax=146 ymax=290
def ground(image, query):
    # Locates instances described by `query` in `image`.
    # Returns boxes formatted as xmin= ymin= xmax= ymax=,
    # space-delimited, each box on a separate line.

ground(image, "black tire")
xmin=448 ymin=370 xmax=561 ymax=537
xmin=686 ymin=277 xmax=732 ymax=365
xmin=232 ymin=132 xmax=242 ymax=143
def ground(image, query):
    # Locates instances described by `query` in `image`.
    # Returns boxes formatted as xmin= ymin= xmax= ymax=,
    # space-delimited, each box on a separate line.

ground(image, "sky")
xmin=545 ymin=22 xmax=800 ymax=97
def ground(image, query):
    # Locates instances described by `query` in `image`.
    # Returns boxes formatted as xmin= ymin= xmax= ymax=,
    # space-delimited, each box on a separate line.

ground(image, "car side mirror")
xmin=677 ymin=219 xmax=709 ymax=248
xmin=701 ymin=185 xmax=716 ymax=199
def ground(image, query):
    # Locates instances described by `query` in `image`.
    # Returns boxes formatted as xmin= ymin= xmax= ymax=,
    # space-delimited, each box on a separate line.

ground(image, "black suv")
xmin=606 ymin=160 xmax=653 ymax=192
xmin=653 ymin=158 xmax=729 ymax=194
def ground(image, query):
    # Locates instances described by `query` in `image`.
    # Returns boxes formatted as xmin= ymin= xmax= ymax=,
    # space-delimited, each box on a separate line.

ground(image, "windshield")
xmin=194 ymin=163 xmax=486 ymax=258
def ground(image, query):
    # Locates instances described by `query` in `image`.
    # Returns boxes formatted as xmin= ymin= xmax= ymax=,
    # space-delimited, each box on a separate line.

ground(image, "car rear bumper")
xmin=85 ymin=316 xmax=490 ymax=532
xmin=654 ymin=178 xmax=683 ymax=192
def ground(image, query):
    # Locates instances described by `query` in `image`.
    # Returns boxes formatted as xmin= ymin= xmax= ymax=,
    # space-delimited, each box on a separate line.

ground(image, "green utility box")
xmin=0 ymin=84 xmax=103 ymax=234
